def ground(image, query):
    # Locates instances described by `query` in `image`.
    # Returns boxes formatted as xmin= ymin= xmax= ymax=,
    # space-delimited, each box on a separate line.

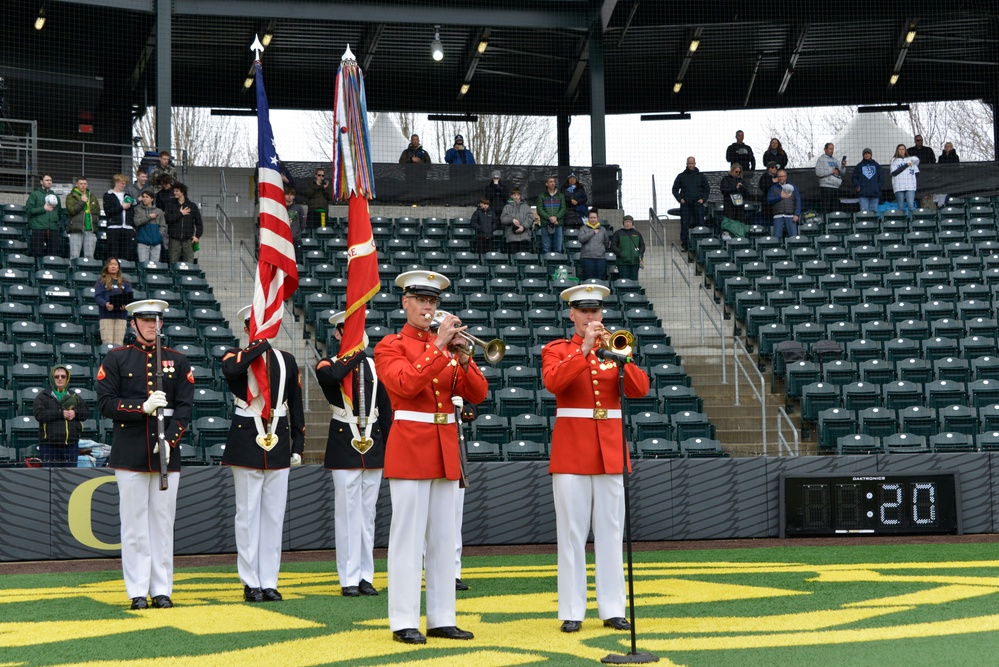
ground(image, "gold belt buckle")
xmin=433 ymin=412 xmax=449 ymax=425
xmin=593 ymin=408 xmax=608 ymax=420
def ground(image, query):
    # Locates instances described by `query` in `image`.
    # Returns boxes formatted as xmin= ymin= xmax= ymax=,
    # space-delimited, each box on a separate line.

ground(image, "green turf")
xmin=3 ymin=542 xmax=999 ymax=666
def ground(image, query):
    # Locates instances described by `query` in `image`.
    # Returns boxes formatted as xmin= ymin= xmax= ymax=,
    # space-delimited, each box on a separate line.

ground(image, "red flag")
xmin=248 ymin=61 xmax=299 ymax=419
xmin=339 ymin=197 xmax=379 ymax=360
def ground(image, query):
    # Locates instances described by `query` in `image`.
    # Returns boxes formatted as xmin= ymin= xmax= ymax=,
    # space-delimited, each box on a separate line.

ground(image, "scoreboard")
xmin=781 ymin=473 xmax=961 ymax=537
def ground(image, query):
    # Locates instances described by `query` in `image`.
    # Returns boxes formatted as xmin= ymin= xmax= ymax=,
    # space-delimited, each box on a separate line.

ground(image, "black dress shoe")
xmin=455 ymin=578 xmax=470 ymax=591
xmin=129 ymin=597 xmax=148 ymax=610
xmin=426 ymin=626 xmax=474 ymax=640
xmin=151 ymin=595 xmax=173 ymax=609
xmin=243 ymin=586 xmax=264 ymax=602
xmin=560 ymin=620 xmax=582 ymax=633
xmin=358 ymin=580 xmax=379 ymax=596
xmin=261 ymin=588 xmax=283 ymax=602
xmin=341 ymin=585 xmax=361 ymax=597
xmin=603 ymin=617 xmax=631 ymax=630
xmin=392 ymin=628 xmax=427 ymax=644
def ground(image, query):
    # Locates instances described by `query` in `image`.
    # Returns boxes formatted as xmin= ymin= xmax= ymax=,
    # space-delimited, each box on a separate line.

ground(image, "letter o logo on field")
xmin=68 ymin=476 xmax=121 ymax=551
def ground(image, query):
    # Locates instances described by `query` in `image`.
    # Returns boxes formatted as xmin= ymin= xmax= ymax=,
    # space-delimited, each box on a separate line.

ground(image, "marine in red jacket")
xmin=374 ymin=270 xmax=487 ymax=645
xmin=541 ymin=283 xmax=650 ymax=634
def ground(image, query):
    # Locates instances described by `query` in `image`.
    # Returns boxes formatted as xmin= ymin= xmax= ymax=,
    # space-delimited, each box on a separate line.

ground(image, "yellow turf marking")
xmin=389 ymin=650 xmax=547 ymax=667
xmin=642 ymin=607 xmax=913 ymax=633
xmin=0 ymin=606 xmax=319 ymax=648
xmin=842 ymin=584 xmax=999 ymax=607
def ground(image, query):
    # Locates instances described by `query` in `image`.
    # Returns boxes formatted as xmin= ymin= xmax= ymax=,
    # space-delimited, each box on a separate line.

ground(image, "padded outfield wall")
xmin=1 ymin=454 xmax=997 ymax=561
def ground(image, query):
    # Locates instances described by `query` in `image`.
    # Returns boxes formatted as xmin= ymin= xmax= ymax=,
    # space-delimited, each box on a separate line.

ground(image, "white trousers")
xmin=115 ymin=470 xmax=180 ymax=599
xmin=331 ymin=468 xmax=382 ymax=587
xmin=231 ymin=467 xmax=290 ymax=590
xmin=455 ymin=486 xmax=465 ymax=577
xmin=552 ymin=473 xmax=626 ymax=621
xmin=388 ymin=478 xmax=457 ymax=631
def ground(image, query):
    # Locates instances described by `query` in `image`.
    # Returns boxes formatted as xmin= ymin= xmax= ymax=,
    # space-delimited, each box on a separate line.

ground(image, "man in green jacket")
xmin=25 ymin=173 xmax=62 ymax=257
xmin=537 ymin=176 xmax=566 ymax=254
xmin=65 ymin=176 xmax=100 ymax=260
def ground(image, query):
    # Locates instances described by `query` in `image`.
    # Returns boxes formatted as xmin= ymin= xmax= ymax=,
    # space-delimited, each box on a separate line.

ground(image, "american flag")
xmin=247 ymin=59 xmax=298 ymax=419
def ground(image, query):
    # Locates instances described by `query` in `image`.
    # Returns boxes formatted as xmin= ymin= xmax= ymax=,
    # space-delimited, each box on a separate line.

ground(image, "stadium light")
xmin=889 ymin=72 xmax=900 ymax=86
xmin=34 ymin=5 xmax=46 ymax=30
xmin=477 ymin=39 xmax=488 ymax=54
xmin=460 ymin=83 xmax=470 ymax=96
xmin=672 ymin=82 xmax=682 ymax=93
xmin=243 ymin=76 xmax=254 ymax=89
xmin=431 ymin=26 xmax=444 ymax=62
xmin=262 ymin=31 xmax=273 ymax=47
xmin=905 ymin=29 xmax=916 ymax=44
xmin=688 ymin=38 xmax=700 ymax=53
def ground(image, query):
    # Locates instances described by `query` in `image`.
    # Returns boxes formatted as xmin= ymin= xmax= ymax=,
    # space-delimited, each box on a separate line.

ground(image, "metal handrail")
xmin=776 ymin=406 xmax=799 ymax=456
xmin=219 ymin=169 xmax=228 ymax=211
xmin=215 ymin=203 xmax=235 ymax=277
xmin=733 ymin=336 xmax=767 ymax=454
xmin=697 ymin=284 xmax=727 ymax=384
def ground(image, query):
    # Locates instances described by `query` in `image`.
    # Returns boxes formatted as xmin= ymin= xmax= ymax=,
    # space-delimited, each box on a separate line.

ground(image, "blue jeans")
xmin=858 ymin=197 xmax=879 ymax=213
xmin=540 ymin=224 xmax=563 ymax=254
xmin=773 ymin=215 xmax=798 ymax=239
xmin=895 ymin=190 xmax=916 ymax=217
xmin=580 ymin=257 xmax=606 ymax=281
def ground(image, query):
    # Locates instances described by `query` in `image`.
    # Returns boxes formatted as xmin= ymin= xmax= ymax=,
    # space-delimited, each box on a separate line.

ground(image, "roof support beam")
xmin=589 ymin=21 xmax=606 ymax=166
xmin=155 ymin=0 xmax=172 ymax=153
xmin=172 ymin=0 xmax=590 ymax=30
xmin=564 ymin=34 xmax=591 ymax=104
xmin=617 ymin=2 xmax=639 ymax=47
xmin=743 ymin=52 xmax=763 ymax=107
xmin=778 ymin=24 xmax=808 ymax=96
xmin=360 ymin=23 xmax=384 ymax=72
xmin=599 ymin=0 xmax=620 ymax=31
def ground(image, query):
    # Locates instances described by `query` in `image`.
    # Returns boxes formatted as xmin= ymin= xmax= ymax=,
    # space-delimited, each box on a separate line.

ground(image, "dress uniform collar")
xmin=401 ymin=323 xmax=435 ymax=340
xmin=571 ymin=333 xmax=585 ymax=345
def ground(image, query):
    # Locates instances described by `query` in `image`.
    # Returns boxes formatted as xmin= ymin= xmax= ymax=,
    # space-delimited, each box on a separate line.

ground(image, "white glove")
xmin=142 ymin=390 xmax=168 ymax=415
xmin=290 ymin=453 xmax=302 ymax=466
xmin=451 ymin=396 xmax=464 ymax=410
xmin=152 ymin=438 xmax=170 ymax=465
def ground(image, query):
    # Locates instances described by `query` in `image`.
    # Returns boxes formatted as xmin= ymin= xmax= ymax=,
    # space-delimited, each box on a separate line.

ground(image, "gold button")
xmin=426 ymin=357 xmax=430 ymax=361
xmin=591 ymin=360 xmax=597 ymax=365
xmin=433 ymin=378 xmax=439 ymax=384
xmin=591 ymin=370 xmax=597 ymax=375
xmin=595 ymin=401 xmax=602 ymax=407
xmin=147 ymin=364 xmax=152 ymax=368
xmin=594 ymin=390 xmax=600 ymax=396
xmin=417 ymin=364 xmax=422 ymax=369
xmin=437 ymin=402 xmax=443 ymax=408
xmin=435 ymin=391 xmax=440 ymax=396
xmin=148 ymin=381 xmax=153 ymax=386
xmin=425 ymin=344 xmax=430 ymax=349
xmin=592 ymin=380 xmax=598 ymax=385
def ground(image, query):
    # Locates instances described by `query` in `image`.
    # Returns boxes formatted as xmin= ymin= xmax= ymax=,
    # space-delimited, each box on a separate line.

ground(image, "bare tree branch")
xmin=134 ymin=107 xmax=256 ymax=168
xmin=762 ymin=106 xmax=855 ymax=168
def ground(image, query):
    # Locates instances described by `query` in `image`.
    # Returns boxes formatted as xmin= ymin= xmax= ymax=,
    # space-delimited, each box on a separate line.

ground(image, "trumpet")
xmin=428 ymin=310 xmax=507 ymax=365
xmin=595 ymin=325 xmax=635 ymax=356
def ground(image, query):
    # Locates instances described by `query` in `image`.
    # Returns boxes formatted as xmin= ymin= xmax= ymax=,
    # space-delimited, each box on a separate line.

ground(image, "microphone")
xmin=595 ymin=348 xmax=633 ymax=364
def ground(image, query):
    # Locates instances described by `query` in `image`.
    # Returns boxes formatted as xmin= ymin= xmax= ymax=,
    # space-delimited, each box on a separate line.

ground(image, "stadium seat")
xmin=671 ymin=411 xmax=713 ymax=442
xmin=636 ymin=437 xmax=681 ymax=459
xmin=939 ymin=405 xmax=979 ymax=436
xmin=837 ymin=433 xmax=882 ymax=455
xmin=502 ymin=440 xmax=547 ymax=461
xmin=925 ymin=379 xmax=967 ymax=409
xmin=858 ymin=407 xmax=897 ymax=438
xmin=679 ymin=437 xmax=726 ymax=458
xmin=473 ymin=414 xmax=511 ymax=443
xmin=817 ymin=408 xmax=857 ymax=450
xmin=897 ymin=358 xmax=933 ymax=384
xmin=934 ymin=357 xmax=972 ymax=384
xmin=930 ymin=432 xmax=976 ymax=453
xmin=899 ymin=406 xmax=938 ymax=437
xmin=511 ymin=414 xmax=550 ymax=442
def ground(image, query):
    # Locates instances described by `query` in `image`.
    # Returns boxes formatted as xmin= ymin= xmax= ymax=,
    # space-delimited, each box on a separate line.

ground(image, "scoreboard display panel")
xmin=781 ymin=473 xmax=961 ymax=537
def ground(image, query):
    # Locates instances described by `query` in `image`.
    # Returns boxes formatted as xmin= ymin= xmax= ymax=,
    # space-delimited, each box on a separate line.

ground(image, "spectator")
xmin=104 ymin=174 xmax=137 ymax=262
xmin=148 ymin=151 xmax=178 ymax=190
xmin=766 ymin=169 xmax=802 ymax=239
xmin=671 ymin=156 xmax=710 ymax=252
xmin=304 ymin=167 xmax=332 ymax=229
xmin=908 ymin=135 xmax=936 ymax=164
xmin=134 ymin=189 xmax=167 ymax=263
xmin=939 ymin=142 xmax=960 ymax=164
xmin=725 ymin=130 xmax=756 ymax=172
xmin=165 ymin=182 xmax=203 ymax=263
xmin=485 ymin=170 xmax=510 ymax=219
xmin=537 ymin=176 xmax=566 ymax=254
xmin=95 ymin=257 xmax=133 ymax=346
xmin=125 ymin=168 xmax=149 ymax=202
xmin=469 ymin=196 xmax=497 ymax=255
xmin=399 ymin=134 xmax=432 ymax=163
xmin=562 ymin=173 xmax=588 ymax=230
xmin=610 ymin=214 xmax=645 ymax=282
xmin=500 ymin=187 xmax=533 ymax=253
xmin=761 ymin=138 xmax=789 ymax=170
xmin=851 ymin=148 xmax=883 ymax=213
xmin=814 ymin=142 xmax=846 ymax=215
xmin=154 ymin=174 xmax=175 ymax=212
xmin=65 ymin=176 xmax=100 ymax=260
xmin=25 ymin=173 xmax=61 ymax=257
xmin=890 ymin=144 xmax=920 ymax=218
xmin=285 ymin=186 xmax=305 ymax=265
xmin=33 ymin=364 xmax=89 ymax=468
xmin=578 ymin=210 xmax=610 ymax=281
xmin=444 ymin=134 xmax=476 ymax=164
xmin=758 ymin=162 xmax=780 ymax=226
xmin=719 ymin=163 xmax=747 ymax=222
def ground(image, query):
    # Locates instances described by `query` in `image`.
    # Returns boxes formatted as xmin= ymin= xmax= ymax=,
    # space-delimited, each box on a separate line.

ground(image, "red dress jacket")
xmin=542 ymin=333 xmax=650 ymax=475
xmin=374 ymin=323 xmax=488 ymax=480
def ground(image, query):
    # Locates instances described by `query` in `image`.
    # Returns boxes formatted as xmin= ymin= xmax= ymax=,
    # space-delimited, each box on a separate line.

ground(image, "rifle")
xmin=454 ymin=398 xmax=469 ymax=489
xmin=155 ymin=314 xmax=168 ymax=490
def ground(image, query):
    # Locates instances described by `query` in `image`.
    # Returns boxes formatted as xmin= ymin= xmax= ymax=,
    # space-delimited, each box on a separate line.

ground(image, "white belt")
xmin=394 ymin=410 xmax=455 ymax=425
xmin=331 ymin=404 xmax=380 ymax=424
xmin=235 ymin=406 xmax=287 ymax=418
xmin=162 ymin=409 xmax=174 ymax=417
xmin=556 ymin=408 xmax=622 ymax=420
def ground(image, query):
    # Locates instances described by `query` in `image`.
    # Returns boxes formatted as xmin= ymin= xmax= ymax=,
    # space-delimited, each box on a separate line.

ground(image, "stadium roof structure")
xmin=2 ymin=0 xmax=997 ymax=156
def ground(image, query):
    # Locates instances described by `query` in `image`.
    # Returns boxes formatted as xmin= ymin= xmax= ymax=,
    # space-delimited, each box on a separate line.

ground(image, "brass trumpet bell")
xmin=430 ymin=310 xmax=507 ymax=365
xmin=597 ymin=326 xmax=635 ymax=356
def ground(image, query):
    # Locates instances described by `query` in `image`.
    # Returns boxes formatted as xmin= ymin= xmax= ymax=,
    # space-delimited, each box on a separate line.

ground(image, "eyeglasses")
xmin=53 ymin=374 xmax=67 ymax=379
xmin=407 ymin=295 xmax=439 ymax=306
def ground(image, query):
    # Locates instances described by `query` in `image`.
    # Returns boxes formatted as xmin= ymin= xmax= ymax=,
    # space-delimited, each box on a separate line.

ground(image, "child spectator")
xmin=470 ymin=196 xmax=497 ymax=255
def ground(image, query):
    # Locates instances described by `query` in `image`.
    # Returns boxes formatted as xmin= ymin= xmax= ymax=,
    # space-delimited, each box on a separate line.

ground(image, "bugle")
xmin=595 ymin=326 xmax=635 ymax=355
xmin=428 ymin=310 xmax=506 ymax=365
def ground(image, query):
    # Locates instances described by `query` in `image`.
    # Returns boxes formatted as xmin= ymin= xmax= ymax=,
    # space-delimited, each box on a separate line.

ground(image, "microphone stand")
xmin=602 ymin=361 xmax=657 ymax=664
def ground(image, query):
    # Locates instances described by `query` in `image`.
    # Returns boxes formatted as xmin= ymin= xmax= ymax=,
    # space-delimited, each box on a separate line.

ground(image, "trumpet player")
xmin=373 ymin=270 xmax=488 ymax=644
xmin=316 ymin=311 xmax=393 ymax=597
xmin=541 ymin=284 xmax=650 ymax=634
